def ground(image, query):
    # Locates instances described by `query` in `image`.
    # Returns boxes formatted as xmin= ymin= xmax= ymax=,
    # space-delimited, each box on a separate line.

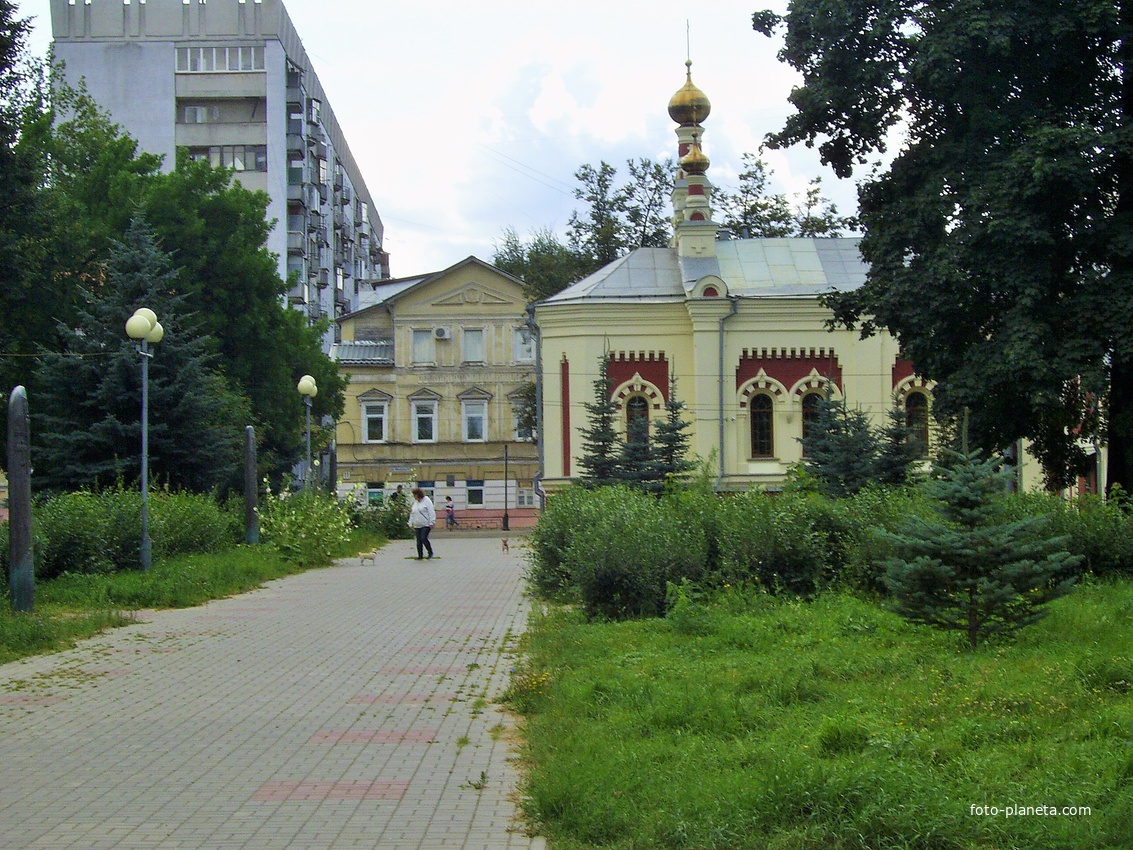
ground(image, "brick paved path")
xmin=0 ymin=536 xmax=545 ymax=850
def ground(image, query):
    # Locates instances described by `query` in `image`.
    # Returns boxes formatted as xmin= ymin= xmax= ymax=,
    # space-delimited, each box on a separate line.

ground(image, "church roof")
xmin=541 ymin=237 xmax=867 ymax=305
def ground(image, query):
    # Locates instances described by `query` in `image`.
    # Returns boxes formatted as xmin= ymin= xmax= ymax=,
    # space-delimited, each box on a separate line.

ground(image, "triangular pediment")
xmin=431 ymin=282 xmax=515 ymax=308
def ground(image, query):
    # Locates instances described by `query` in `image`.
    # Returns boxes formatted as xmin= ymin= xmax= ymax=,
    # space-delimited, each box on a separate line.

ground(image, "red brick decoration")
xmin=608 ymin=352 xmax=669 ymax=408
xmin=348 ymin=693 xmax=458 ymax=705
xmin=309 ymin=729 xmax=436 ymax=744
xmin=0 ymin=695 xmax=65 ymax=707
xmin=892 ymin=358 xmax=916 ymax=389
xmin=251 ymin=780 xmax=410 ymax=802
xmin=736 ymin=348 xmax=843 ymax=399
xmin=561 ymin=356 xmax=571 ymax=477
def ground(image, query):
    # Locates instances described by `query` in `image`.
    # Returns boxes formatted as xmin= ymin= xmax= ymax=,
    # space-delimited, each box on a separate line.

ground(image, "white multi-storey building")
xmin=49 ymin=0 xmax=390 ymax=345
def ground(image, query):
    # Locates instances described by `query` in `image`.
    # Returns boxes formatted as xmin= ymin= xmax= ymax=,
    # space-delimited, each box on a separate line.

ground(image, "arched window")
xmin=750 ymin=394 xmax=774 ymax=457
xmin=906 ymin=391 xmax=929 ymax=456
xmin=801 ymin=392 xmax=822 ymax=455
xmin=626 ymin=396 xmax=650 ymax=444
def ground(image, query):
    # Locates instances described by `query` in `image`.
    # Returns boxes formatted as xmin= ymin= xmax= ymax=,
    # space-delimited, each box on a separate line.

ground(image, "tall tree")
xmin=754 ymin=0 xmax=1133 ymax=493
xmin=567 ymin=161 xmax=627 ymax=267
xmin=622 ymin=157 xmax=675 ymax=249
xmin=493 ymin=227 xmax=591 ymax=302
xmin=717 ymin=152 xmax=795 ymax=237
xmin=33 ymin=219 xmax=251 ymax=494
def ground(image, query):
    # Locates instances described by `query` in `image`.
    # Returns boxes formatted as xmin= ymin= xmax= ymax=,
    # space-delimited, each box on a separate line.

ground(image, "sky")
xmin=14 ymin=0 xmax=863 ymax=278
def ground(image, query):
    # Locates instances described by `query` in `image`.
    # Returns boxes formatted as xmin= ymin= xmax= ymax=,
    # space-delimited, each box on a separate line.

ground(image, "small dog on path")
xmin=359 ymin=551 xmax=377 ymax=565
xmin=501 ymin=538 xmax=509 ymax=553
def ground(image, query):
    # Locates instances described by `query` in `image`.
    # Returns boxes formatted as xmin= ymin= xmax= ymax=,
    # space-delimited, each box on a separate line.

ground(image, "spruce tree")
xmin=874 ymin=404 xmax=923 ymax=487
xmin=618 ymin=413 xmax=656 ymax=492
xmin=33 ymin=218 xmax=252 ymax=494
xmin=882 ymin=449 xmax=1079 ymax=649
xmin=577 ymin=353 xmax=621 ymax=485
xmin=652 ymin=377 xmax=694 ymax=490
xmin=801 ymin=393 xmax=879 ymax=496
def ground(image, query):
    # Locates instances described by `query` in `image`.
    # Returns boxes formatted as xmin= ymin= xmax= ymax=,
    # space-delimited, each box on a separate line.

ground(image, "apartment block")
xmin=49 ymin=0 xmax=390 ymax=345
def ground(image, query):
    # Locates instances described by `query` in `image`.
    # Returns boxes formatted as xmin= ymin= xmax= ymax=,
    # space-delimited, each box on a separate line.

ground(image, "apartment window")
xmin=413 ymin=401 xmax=437 ymax=443
xmin=417 ymin=480 xmax=436 ymax=500
xmin=466 ymin=479 xmax=485 ymax=506
xmin=463 ymin=401 xmax=487 ymax=442
xmin=750 ymin=394 xmax=774 ymax=458
xmin=176 ymin=46 xmax=265 ymax=73
xmin=514 ymin=412 xmax=534 ymax=442
xmin=366 ymin=482 xmax=384 ymax=505
xmin=183 ymin=106 xmax=211 ymax=124
xmin=517 ymin=488 xmax=536 ymax=508
xmin=462 ymin=328 xmax=485 ymax=363
xmin=514 ymin=328 xmax=535 ymax=363
xmin=363 ymin=403 xmax=387 ymax=443
xmin=412 ymin=330 xmax=435 ymax=365
xmin=184 ymin=145 xmax=267 ymax=173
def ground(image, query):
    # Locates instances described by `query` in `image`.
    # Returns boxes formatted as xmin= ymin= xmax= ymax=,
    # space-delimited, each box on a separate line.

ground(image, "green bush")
xmin=258 ymin=490 xmax=352 ymax=567
xmin=564 ymin=486 xmax=708 ymax=619
xmin=714 ymin=490 xmax=829 ymax=595
xmin=349 ymin=496 xmax=412 ymax=540
xmin=20 ymin=490 xmax=239 ymax=580
xmin=995 ymin=491 xmax=1133 ymax=578
xmin=526 ymin=485 xmax=612 ymax=598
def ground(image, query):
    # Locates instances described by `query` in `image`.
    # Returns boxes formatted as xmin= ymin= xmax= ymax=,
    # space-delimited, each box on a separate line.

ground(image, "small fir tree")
xmin=874 ymin=404 xmax=924 ymax=487
xmin=651 ymin=377 xmax=694 ymax=490
xmin=618 ymin=413 xmax=657 ymax=492
xmin=882 ymin=448 xmax=1079 ymax=649
xmin=801 ymin=393 xmax=879 ymax=497
xmin=577 ymin=353 xmax=622 ymax=485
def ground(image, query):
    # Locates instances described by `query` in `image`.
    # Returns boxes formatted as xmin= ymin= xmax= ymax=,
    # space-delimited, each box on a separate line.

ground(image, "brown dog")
xmin=359 ymin=551 xmax=377 ymax=565
xmin=501 ymin=538 xmax=510 ymax=553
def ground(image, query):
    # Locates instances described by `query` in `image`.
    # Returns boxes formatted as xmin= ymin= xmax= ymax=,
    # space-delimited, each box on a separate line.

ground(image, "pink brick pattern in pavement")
xmin=0 ymin=536 xmax=545 ymax=849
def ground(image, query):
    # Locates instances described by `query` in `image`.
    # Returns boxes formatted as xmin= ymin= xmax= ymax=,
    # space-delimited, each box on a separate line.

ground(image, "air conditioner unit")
xmin=433 ymin=327 xmax=452 ymax=340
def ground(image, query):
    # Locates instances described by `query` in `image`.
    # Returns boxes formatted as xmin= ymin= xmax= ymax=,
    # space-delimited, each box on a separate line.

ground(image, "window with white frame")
xmin=513 ymin=411 xmax=534 ymax=442
xmin=462 ymin=328 xmax=485 ymax=363
xmin=412 ymin=329 xmax=435 ymax=365
xmin=412 ymin=400 xmax=437 ymax=442
xmin=176 ymin=46 xmax=265 ymax=73
xmin=514 ymin=328 xmax=535 ymax=362
xmin=466 ymin=479 xmax=485 ymax=506
xmin=463 ymin=401 xmax=487 ymax=442
xmin=516 ymin=488 xmax=536 ymax=508
xmin=363 ymin=402 xmax=387 ymax=443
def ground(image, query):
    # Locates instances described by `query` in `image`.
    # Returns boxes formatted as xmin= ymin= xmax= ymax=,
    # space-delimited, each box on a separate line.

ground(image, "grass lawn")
xmin=511 ymin=581 xmax=1133 ymax=849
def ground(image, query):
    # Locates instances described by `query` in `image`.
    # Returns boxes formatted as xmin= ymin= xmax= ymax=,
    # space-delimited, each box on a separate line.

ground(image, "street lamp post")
xmin=297 ymin=375 xmax=318 ymax=490
xmin=125 ymin=308 xmax=164 ymax=571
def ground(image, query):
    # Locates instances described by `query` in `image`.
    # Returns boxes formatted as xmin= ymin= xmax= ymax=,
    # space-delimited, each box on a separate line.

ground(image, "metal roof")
xmin=330 ymin=340 xmax=394 ymax=366
xmin=541 ymin=237 xmax=866 ymax=304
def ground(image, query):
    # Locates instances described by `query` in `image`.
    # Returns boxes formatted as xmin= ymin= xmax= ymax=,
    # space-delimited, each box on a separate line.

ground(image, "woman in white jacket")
xmin=408 ymin=488 xmax=436 ymax=559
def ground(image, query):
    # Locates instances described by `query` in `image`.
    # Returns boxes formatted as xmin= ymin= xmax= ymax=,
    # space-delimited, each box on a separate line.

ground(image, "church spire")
xmin=668 ymin=60 xmax=719 ymax=258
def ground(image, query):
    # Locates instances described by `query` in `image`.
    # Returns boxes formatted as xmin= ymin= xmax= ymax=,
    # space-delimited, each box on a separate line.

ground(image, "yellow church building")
xmin=533 ymin=63 xmax=1050 ymax=495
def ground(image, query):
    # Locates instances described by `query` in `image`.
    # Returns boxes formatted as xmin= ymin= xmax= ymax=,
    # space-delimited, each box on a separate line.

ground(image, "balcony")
xmin=287 ymin=183 xmax=307 ymax=204
xmin=287 ymin=133 xmax=305 ymax=154
xmin=287 ymin=231 xmax=307 ymax=256
xmin=314 ymin=269 xmax=330 ymax=289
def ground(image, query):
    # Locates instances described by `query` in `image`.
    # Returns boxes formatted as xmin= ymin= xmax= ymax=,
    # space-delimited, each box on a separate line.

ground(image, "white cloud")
xmin=14 ymin=0 xmax=862 ymax=275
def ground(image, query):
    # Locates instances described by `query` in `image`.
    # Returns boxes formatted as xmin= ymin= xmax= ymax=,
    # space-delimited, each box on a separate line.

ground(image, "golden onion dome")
xmin=668 ymin=60 xmax=711 ymax=126
xmin=681 ymin=137 xmax=710 ymax=175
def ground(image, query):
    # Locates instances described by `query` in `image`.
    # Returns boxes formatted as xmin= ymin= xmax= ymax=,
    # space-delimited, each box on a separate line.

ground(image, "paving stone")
xmin=0 ymin=537 xmax=541 ymax=849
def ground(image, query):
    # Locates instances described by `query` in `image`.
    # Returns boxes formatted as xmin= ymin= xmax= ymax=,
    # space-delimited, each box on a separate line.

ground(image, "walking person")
xmin=444 ymin=496 xmax=457 ymax=530
xmin=408 ymin=488 xmax=436 ymax=559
